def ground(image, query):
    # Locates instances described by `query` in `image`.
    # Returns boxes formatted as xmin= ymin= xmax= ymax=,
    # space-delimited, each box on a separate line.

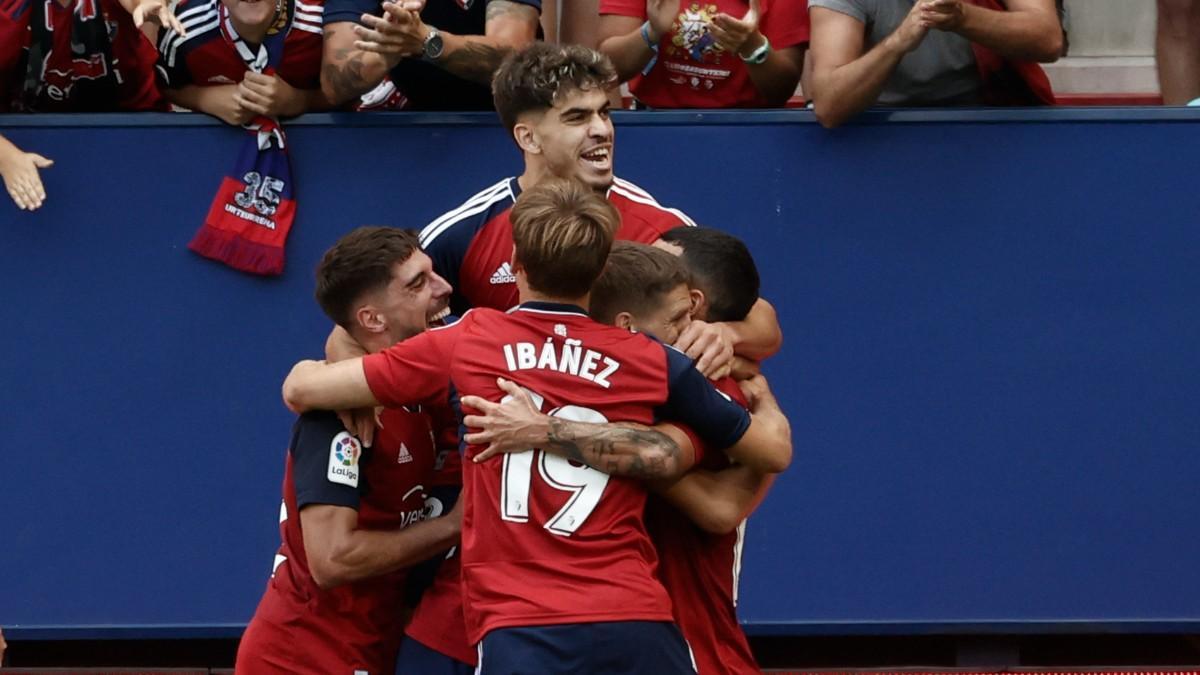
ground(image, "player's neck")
xmin=518 ymin=281 xmax=589 ymax=311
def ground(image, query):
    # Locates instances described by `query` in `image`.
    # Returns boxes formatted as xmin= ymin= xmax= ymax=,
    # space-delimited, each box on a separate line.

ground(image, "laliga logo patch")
xmin=328 ymin=431 xmax=361 ymax=487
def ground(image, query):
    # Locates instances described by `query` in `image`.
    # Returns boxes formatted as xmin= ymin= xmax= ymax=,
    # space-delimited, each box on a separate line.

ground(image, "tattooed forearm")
xmin=437 ymin=41 xmax=513 ymax=84
xmin=543 ymin=419 xmax=681 ymax=480
xmin=321 ymin=26 xmax=387 ymax=104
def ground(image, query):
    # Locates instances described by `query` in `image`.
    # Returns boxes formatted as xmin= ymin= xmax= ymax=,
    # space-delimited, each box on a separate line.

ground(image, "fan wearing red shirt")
xmin=283 ymin=181 xmax=792 ymax=674
xmin=155 ymin=0 xmax=330 ymax=124
xmin=0 ymin=0 xmax=163 ymax=112
xmin=236 ymin=227 xmax=459 ymax=675
xmin=598 ymin=0 xmax=809 ymax=108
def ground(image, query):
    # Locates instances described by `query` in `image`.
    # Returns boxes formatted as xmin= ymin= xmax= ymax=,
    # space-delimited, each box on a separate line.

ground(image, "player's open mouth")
xmin=580 ymin=146 xmax=611 ymax=170
xmin=428 ymin=306 xmax=450 ymax=324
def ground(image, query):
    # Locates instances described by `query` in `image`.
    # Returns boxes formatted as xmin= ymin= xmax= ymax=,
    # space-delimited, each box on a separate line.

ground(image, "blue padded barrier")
xmin=2 ymin=108 xmax=1199 ymax=638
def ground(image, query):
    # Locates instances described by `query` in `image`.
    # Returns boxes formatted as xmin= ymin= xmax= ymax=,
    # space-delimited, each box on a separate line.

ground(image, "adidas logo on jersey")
xmin=490 ymin=262 xmax=516 ymax=285
xmin=397 ymin=443 xmax=413 ymax=464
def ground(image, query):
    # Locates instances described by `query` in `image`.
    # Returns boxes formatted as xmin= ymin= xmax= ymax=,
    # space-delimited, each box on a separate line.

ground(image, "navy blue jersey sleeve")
xmin=290 ymin=411 xmax=364 ymax=510
xmin=323 ymin=0 xmax=376 ymax=25
xmin=655 ymin=346 xmax=751 ymax=451
xmin=154 ymin=29 xmax=198 ymax=89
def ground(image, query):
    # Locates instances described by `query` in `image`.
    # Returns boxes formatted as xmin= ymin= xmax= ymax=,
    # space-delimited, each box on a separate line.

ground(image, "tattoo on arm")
xmin=435 ymin=1 xmax=538 ymax=84
xmin=322 ymin=27 xmax=377 ymax=103
xmin=543 ymin=419 xmax=680 ymax=480
xmin=437 ymin=41 xmax=513 ymax=85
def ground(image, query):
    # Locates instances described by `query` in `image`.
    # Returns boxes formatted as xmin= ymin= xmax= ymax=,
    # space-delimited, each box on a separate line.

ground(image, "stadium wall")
xmin=2 ymin=109 xmax=1199 ymax=641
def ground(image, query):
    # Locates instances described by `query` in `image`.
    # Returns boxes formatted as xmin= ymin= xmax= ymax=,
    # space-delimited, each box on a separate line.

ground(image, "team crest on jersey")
xmin=554 ymin=323 xmax=567 ymax=337
xmin=327 ymin=431 xmax=361 ymax=487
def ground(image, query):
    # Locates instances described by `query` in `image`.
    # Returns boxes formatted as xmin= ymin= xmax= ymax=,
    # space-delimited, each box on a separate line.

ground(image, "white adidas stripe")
xmin=159 ymin=0 xmax=218 ymax=54
xmin=292 ymin=22 xmax=322 ymax=33
xmin=419 ymin=179 xmax=513 ymax=247
xmin=609 ymin=184 xmax=697 ymax=227
xmin=165 ymin=18 xmax=221 ymax=67
xmin=294 ymin=10 xmax=322 ymax=21
xmin=296 ymin=0 xmax=322 ymax=11
xmin=612 ymin=175 xmax=653 ymax=199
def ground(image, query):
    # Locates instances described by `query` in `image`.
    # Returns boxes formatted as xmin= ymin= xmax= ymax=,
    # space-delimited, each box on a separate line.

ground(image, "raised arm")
xmin=462 ymin=379 xmax=693 ymax=481
xmin=320 ymin=17 xmax=399 ymax=105
xmin=708 ymin=0 xmax=805 ymax=106
xmin=674 ymin=297 xmax=783 ymax=378
xmin=922 ymin=0 xmax=1060 ymax=62
xmin=808 ymin=3 xmax=926 ymax=128
xmin=302 ymin=499 xmax=460 ymax=589
xmin=349 ymin=0 xmax=539 ymax=89
xmin=658 ymin=464 xmax=776 ymax=534
xmin=596 ymin=1 xmax=680 ymax=82
xmin=722 ymin=374 xmax=792 ymax=473
xmin=283 ymin=359 xmax=379 ymax=413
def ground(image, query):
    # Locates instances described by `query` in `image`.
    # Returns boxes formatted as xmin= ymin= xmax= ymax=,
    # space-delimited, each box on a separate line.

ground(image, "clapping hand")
xmin=710 ymin=0 xmax=764 ymax=57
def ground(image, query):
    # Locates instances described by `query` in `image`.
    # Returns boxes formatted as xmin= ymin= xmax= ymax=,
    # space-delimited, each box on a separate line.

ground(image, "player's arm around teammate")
xmin=462 ymin=378 xmax=690 ymax=480
xmin=464 ymin=368 xmax=792 ymax=475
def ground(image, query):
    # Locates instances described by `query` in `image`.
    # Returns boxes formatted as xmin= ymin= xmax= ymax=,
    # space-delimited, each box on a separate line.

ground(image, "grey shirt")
xmin=808 ymin=0 xmax=982 ymax=105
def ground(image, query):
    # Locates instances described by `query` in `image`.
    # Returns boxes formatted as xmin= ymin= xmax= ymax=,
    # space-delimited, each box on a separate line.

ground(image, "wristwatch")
xmin=422 ymin=26 xmax=444 ymax=61
xmin=739 ymin=36 xmax=771 ymax=65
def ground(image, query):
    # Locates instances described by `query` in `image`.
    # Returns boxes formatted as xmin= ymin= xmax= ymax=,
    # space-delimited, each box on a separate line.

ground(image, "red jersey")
xmin=404 ymin=553 xmax=476 ymax=665
xmin=600 ymin=0 xmax=809 ymax=108
xmin=647 ymin=377 xmax=758 ymax=675
xmin=236 ymin=408 xmax=437 ymax=675
xmin=362 ymin=302 xmax=751 ymax=644
xmin=419 ymin=176 xmax=695 ymax=316
xmin=155 ymin=0 xmax=323 ymax=91
xmin=0 ymin=0 xmax=162 ymax=112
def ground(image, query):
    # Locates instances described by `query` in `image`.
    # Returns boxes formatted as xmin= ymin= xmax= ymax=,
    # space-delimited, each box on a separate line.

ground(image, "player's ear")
xmin=355 ymin=305 xmax=385 ymax=334
xmin=614 ymin=312 xmax=636 ymax=332
xmin=688 ymin=288 xmax=706 ymax=318
xmin=513 ymin=121 xmax=540 ymax=155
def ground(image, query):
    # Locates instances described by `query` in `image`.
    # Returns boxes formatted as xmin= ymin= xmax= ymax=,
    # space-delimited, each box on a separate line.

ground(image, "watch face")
xmin=425 ymin=31 xmax=445 ymax=59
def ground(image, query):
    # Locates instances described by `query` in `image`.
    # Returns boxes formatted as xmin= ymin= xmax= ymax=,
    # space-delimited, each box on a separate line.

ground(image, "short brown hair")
xmin=510 ymin=179 xmax=619 ymax=299
xmin=493 ymin=43 xmax=617 ymax=139
xmin=315 ymin=227 xmax=420 ymax=329
xmin=590 ymin=241 xmax=691 ymax=325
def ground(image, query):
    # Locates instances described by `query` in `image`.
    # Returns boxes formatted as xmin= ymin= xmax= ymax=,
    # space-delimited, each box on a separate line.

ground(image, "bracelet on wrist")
xmin=640 ymin=21 xmax=660 ymax=51
xmin=739 ymin=35 xmax=771 ymax=65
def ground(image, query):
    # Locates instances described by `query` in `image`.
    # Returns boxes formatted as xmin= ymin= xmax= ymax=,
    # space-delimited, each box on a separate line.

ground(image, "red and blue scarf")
xmin=189 ymin=4 xmax=296 ymax=276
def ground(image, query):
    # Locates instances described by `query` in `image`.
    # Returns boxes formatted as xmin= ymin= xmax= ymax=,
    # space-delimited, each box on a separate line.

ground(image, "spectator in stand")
xmin=0 ymin=0 xmax=174 ymax=113
xmin=0 ymin=0 xmax=178 ymax=211
xmin=548 ymin=0 xmax=601 ymax=47
xmin=1156 ymin=0 xmax=1200 ymax=105
xmin=320 ymin=0 xmax=541 ymax=110
xmin=807 ymin=0 xmax=1061 ymax=128
xmin=598 ymin=0 xmax=808 ymax=108
xmin=155 ymin=0 xmax=333 ymax=124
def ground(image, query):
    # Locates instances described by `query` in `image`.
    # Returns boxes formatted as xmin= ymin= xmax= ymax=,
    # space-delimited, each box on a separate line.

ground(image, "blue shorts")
xmin=395 ymin=635 xmax=474 ymax=675
xmin=477 ymin=621 xmax=695 ymax=675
